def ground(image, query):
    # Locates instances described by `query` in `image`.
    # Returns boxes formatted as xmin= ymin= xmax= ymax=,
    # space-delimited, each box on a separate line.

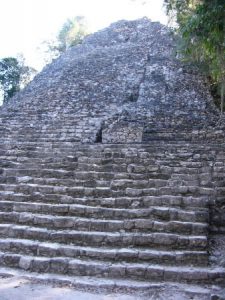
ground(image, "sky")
xmin=0 ymin=0 xmax=167 ymax=70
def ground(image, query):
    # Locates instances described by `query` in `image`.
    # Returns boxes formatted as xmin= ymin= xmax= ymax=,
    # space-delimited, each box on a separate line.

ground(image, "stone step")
xmin=0 ymin=183 xmax=112 ymax=197
xmin=2 ymin=168 xmax=201 ymax=182
xmin=0 ymin=161 xmax=79 ymax=170
xmin=0 ymin=201 xmax=209 ymax=222
xmin=1 ymin=133 xmax=81 ymax=138
xmin=0 ymin=252 xmax=224 ymax=284
xmin=0 ymin=176 xmax=111 ymax=188
xmin=77 ymin=158 xmax=207 ymax=168
xmin=124 ymin=186 xmax=214 ymax=197
xmin=75 ymin=163 xmax=207 ymax=174
xmin=0 ymin=147 xmax=212 ymax=160
xmin=0 ymin=171 xmax=213 ymax=193
xmin=0 ymin=176 xmax=158 ymax=187
xmin=0 ymin=163 xmax=213 ymax=182
xmin=0 ymin=134 xmax=83 ymax=140
xmin=0 ymin=183 xmax=214 ymax=199
xmin=0 ymin=134 xmax=222 ymax=145
xmin=0 ymin=169 xmax=213 ymax=188
xmin=0 ymin=192 xmax=209 ymax=210
xmin=1 ymin=127 xmax=80 ymax=133
xmin=0 ymin=138 xmax=81 ymax=144
xmin=0 ymin=153 xmax=222 ymax=167
xmin=0 ymin=157 xmax=220 ymax=175
xmin=0 ymin=151 xmax=218 ymax=165
xmin=0 ymin=266 xmax=219 ymax=297
xmin=0 ymin=224 xmax=207 ymax=250
xmin=0 ymin=146 xmax=217 ymax=161
xmin=0 ymin=238 xmax=208 ymax=266
xmin=2 ymin=168 xmax=81 ymax=179
xmin=111 ymin=178 xmax=201 ymax=189
xmin=0 ymin=144 xmax=223 ymax=160
xmin=0 ymin=212 xmax=208 ymax=235
xmin=0 ymin=175 xmax=206 ymax=190
xmin=0 ymin=140 xmax=199 ymax=147
xmin=1 ymin=152 xmax=200 ymax=162
xmin=0 ymin=155 xmax=79 ymax=164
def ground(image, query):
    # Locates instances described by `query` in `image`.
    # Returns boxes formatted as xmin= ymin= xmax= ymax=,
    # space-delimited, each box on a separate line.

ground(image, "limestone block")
xmin=19 ymin=256 xmax=32 ymax=270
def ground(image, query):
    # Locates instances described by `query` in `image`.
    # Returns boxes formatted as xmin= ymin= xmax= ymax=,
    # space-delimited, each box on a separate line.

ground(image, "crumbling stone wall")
xmin=0 ymin=18 xmax=220 ymax=144
xmin=102 ymin=123 xmax=143 ymax=143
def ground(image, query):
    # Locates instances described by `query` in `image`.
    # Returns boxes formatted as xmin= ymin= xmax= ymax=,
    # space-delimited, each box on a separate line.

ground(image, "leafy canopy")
xmin=58 ymin=16 xmax=89 ymax=51
xmin=0 ymin=57 xmax=21 ymax=103
xmin=41 ymin=16 xmax=89 ymax=64
xmin=0 ymin=56 xmax=36 ymax=104
xmin=164 ymin=0 xmax=225 ymax=112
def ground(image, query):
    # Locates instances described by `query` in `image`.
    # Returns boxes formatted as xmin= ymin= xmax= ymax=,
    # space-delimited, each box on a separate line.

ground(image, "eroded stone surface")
xmin=0 ymin=18 xmax=221 ymax=144
xmin=0 ymin=18 xmax=225 ymax=297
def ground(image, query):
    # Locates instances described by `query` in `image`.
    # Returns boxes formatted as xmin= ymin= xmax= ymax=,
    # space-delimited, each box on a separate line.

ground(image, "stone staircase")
xmin=1 ymin=19 xmax=225 ymax=298
xmin=0 ymin=108 xmax=105 ymax=143
xmin=0 ymin=142 xmax=225 ymax=294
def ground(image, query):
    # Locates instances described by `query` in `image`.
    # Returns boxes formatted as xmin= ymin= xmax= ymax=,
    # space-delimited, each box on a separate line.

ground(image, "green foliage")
xmin=57 ymin=16 xmax=89 ymax=52
xmin=164 ymin=0 xmax=225 ymax=113
xmin=0 ymin=57 xmax=21 ymax=103
xmin=41 ymin=16 xmax=89 ymax=64
xmin=0 ymin=56 xmax=37 ymax=104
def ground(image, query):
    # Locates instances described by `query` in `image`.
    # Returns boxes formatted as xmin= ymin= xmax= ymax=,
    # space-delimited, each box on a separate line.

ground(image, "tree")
xmin=57 ymin=16 xmax=89 ymax=51
xmin=0 ymin=56 xmax=37 ymax=104
xmin=0 ymin=57 xmax=21 ymax=103
xmin=16 ymin=54 xmax=37 ymax=89
xmin=164 ymin=0 xmax=225 ymax=113
xmin=41 ymin=16 xmax=89 ymax=64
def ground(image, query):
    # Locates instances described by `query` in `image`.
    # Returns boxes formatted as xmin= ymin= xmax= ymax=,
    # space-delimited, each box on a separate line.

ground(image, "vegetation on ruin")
xmin=0 ymin=16 xmax=89 ymax=104
xmin=164 ymin=0 xmax=225 ymax=113
xmin=40 ymin=16 xmax=90 ymax=64
xmin=0 ymin=56 xmax=36 ymax=103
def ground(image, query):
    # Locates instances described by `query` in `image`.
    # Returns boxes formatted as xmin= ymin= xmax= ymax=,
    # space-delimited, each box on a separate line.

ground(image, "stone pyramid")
xmin=0 ymin=18 xmax=224 ymax=298
xmin=0 ymin=18 xmax=221 ymax=143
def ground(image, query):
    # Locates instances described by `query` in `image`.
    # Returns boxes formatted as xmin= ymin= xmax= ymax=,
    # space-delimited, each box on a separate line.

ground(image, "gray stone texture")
xmin=0 ymin=18 xmax=223 ymax=144
xmin=0 ymin=18 xmax=224 ymax=297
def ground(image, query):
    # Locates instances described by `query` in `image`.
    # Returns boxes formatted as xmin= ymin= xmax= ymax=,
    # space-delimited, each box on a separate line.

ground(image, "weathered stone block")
xmin=50 ymin=258 xmax=69 ymax=274
xmin=145 ymin=266 xmax=164 ymax=280
xmin=31 ymin=258 xmax=50 ymax=273
xmin=19 ymin=256 xmax=32 ymax=270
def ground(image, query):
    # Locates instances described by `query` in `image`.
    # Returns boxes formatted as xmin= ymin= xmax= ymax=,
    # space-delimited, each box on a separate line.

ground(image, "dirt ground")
xmin=0 ymin=276 xmax=142 ymax=300
xmin=0 ymin=275 xmax=219 ymax=300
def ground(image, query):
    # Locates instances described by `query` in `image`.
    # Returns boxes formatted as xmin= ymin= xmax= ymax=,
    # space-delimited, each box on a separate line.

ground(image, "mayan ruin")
xmin=0 ymin=18 xmax=224 ymax=299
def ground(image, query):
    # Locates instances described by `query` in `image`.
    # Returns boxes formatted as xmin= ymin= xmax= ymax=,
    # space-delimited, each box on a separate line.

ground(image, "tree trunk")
xmin=221 ymin=82 xmax=225 ymax=114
